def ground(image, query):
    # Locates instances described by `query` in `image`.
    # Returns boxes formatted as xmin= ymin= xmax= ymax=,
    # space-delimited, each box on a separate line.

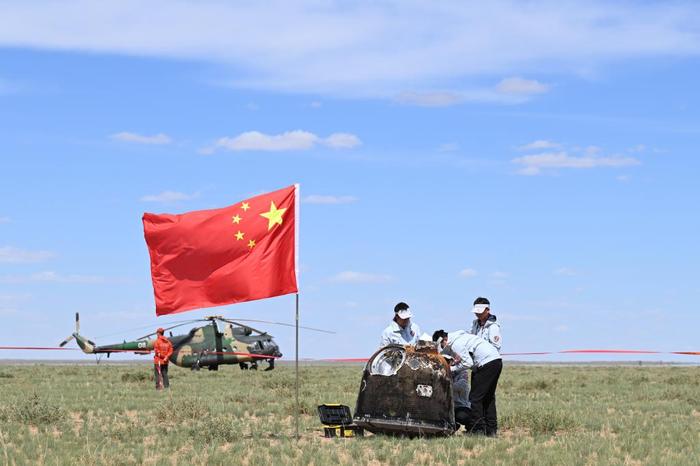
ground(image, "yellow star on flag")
xmin=235 ymin=231 xmax=244 ymax=241
xmin=260 ymin=201 xmax=287 ymax=231
xmin=232 ymin=214 xmax=242 ymax=224
xmin=247 ymin=239 xmax=256 ymax=249
xmin=241 ymin=202 xmax=250 ymax=211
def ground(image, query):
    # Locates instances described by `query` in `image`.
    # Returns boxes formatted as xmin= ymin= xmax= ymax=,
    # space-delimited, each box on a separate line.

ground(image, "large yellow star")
xmin=232 ymin=214 xmax=241 ymax=224
xmin=260 ymin=201 xmax=287 ymax=231
xmin=235 ymin=231 xmax=244 ymax=241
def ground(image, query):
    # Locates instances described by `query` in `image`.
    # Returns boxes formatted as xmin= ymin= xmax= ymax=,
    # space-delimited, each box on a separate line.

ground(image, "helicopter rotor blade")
xmin=215 ymin=317 xmax=268 ymax=335
xmin=218 ymin=317 xmax=335 ymax=334
xmin=59 ymin=335 xmax=74 ymax=348
xmin=136 ymin=319 xmax=205 ymax=340
xmin=93 ymin=319 xmax=205 ymax=340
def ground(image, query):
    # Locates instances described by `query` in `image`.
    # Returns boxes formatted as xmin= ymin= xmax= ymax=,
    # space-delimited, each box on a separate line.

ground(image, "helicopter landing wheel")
xmin=239 ymin=363 xmax=249 ymax=370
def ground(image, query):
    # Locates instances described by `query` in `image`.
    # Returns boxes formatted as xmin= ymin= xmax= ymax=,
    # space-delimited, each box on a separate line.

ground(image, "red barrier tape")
xmin=0 ymin=346 xmax=280 ymax=359
xmin=0 ymin=346 xmax=698 ymax=360
xmin=0 ymin=346 xmax=77 ymax=351
xmin=322 ymin=349 xmax=700 ymax=363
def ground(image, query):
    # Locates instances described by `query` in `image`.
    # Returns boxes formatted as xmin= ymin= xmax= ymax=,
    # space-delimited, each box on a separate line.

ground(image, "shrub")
xmin=155 ymin=397 xmax=210 ymax=423
xmin=12 ymin=393 xmax=64 ymax=425
xmin=502 ymin=408 xmax=576 ymax=435
xmin=121 ymin=371 xmax=151 ymax=382
xmin=196 ymin=418 xmax=241 ymax=443
xmin=520 ymin=379 xmax=557 ymax=391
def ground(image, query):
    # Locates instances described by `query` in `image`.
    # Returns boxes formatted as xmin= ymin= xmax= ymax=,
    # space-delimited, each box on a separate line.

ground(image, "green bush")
xmin=12 ymin=393 xmax=64 ymax=425
xmin=196 ymin=418 xmax=241 ymax=443
xmin=502 ymin=408 xmax=576 ymax=435
xmin=155 ymin=397 xmax=211 ymax=423
xmin=121 ymin=371 xmax=151 ymax=382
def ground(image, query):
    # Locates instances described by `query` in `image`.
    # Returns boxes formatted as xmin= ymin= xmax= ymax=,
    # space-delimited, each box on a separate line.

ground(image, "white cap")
xmin=472 ymin=303 xmax=489 ymax=314
xmin=396 ymin=308 xmax=413 ymax=319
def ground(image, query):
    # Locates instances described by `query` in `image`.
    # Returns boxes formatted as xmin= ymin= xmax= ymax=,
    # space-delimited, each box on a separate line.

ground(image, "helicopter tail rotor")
xmin=59 ymin=313 xmax=96 ymax=353
xmin=59 ymin=312 xmax=80 ymax=347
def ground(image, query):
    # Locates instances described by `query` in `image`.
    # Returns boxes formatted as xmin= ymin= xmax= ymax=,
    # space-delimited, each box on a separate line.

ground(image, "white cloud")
xmin=4 ymin=2 xmax=697 ymax=97
xmin=303 ymin=195 xmax=358 ymax=205
xmin=0 ymin=293 xmax=31 ymax=301
xmin=459 ymin=268 xmax=478 ymax=278
xmin=0 ymin=246 xmax=54 ymax=263
xmin=554 ymin=324 xmax=570 ymax=332
xmin=513 ymin=150 xmax=640 ymax=175
xmin=0 ymin=217 xmax=11 ymax=224
xmin=0 ymin=271 xmax=106 ymax=284
xmin=395 ymin=91 xmax=463 ymax=107
xmin=324 ymin=133 xmax=362 ymax=149
xmin=140 ymin=191 xmax=199 ymax=203
xmin=496 ymin=77 xmax=549 ymax=96
xmin=329 ymin=271 xmax=394 ymax=284
xmin=110 ymin=132 xmax=172 ymax=145
xmin=490 ymin=271 xmax=509 ymax=279
xmin=208 ymin=130 xmax=361 ymax=152
xmin=555 ymin=267 xmax=577 ymax=276
xmin=309 ymin=101 xmax=323 ymax=108
xmin=518 ymin=140 xmax=561 ymax=151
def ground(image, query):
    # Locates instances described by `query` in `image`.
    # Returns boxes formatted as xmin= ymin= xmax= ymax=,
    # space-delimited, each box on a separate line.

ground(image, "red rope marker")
xmin=0 ymin=346 xmax=77 ymax=351
xmin=0 ymin=346 xmax=698 ymax=360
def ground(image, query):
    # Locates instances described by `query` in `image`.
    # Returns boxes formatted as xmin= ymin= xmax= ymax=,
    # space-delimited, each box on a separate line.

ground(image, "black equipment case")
xmin=317 ymin=404 xmax=365 ymax=438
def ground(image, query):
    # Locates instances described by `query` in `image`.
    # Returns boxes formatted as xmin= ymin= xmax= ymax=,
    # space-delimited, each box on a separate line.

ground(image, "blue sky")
xmin=1 ymin=1 xmax=698 ymax=362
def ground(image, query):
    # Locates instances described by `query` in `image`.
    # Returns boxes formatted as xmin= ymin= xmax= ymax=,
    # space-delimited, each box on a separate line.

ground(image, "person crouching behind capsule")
xmin=380 ymin=302 xmax=421 ymax=347
xmin=433 ymin=329 xmax=502 ymax=437
xmin=153 ymin=328 xmax=174 ymax=390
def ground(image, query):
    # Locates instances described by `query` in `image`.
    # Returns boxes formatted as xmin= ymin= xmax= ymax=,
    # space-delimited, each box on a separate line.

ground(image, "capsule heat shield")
xmin=353 ymin=344 xmax=455 ymax=436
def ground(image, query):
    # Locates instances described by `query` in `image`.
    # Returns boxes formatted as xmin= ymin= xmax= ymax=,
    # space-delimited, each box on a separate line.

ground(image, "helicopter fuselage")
xmin=72 ymin=320 xmax=282 ymax=370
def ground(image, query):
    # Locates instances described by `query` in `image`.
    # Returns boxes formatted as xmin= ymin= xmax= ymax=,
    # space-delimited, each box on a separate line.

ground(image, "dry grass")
xmin=0 ymin=363 xmax=698 ymax=465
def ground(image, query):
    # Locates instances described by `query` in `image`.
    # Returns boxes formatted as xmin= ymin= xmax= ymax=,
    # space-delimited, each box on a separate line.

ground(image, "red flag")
xmin=143 ymin=185 xmax=298 ymax=315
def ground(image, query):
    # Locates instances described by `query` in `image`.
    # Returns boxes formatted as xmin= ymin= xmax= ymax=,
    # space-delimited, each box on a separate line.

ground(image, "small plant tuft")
xmin=12 ymin=393 xmax=64 ymax=425
xmin=121 ymin=371 xmax=151 ymax=382
xmin=502 ymin=408 xmax=576 ymax=435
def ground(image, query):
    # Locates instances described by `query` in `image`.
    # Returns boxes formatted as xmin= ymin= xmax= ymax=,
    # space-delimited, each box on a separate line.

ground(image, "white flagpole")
xmin=294 ymin=183 xmax=300 ymax=440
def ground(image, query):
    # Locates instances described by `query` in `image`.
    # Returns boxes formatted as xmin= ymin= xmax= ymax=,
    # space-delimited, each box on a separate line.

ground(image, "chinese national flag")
xmin=143 ymin=185 xmax=298 ymax=316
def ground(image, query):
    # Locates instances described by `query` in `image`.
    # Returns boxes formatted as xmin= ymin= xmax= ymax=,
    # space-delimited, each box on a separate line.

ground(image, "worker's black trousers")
xmin=154 ymin=364 xmax=170 ymax=389
xmin=467 ymin=359 xmax=502 ymax=435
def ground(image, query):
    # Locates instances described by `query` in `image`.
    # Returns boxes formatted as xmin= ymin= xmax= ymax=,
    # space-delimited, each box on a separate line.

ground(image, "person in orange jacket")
xmin=153 ymin=328 xmax=174 ymax=389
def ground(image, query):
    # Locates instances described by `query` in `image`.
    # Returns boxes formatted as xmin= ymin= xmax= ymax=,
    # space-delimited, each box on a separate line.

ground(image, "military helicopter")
xmin=59 ymin=313 xmax=332 ymax=371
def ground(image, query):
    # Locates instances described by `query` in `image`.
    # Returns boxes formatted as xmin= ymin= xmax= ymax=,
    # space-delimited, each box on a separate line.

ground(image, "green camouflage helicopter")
xmin=59 ymin=313 xmax=330 ymax=371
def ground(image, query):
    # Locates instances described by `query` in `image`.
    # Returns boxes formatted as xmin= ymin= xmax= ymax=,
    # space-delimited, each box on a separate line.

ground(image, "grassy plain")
xmin=0 ymin=362 xmax=698 ymax=465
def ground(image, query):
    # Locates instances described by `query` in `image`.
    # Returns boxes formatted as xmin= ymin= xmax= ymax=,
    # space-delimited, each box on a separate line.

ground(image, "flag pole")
xmin=295 ymin=292 xmax=300 ymax=439
xmin=294 ymin=183 xmax=300 ymax=440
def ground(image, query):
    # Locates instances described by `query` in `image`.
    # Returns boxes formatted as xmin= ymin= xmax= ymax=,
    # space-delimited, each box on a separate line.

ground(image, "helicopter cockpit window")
xmin=369 ymin=347 xmax=406 ymax=376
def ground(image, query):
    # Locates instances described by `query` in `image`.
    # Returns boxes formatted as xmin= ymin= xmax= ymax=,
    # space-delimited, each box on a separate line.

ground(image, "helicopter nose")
xmin=264 ymin=340 xmax=282 ymax=357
